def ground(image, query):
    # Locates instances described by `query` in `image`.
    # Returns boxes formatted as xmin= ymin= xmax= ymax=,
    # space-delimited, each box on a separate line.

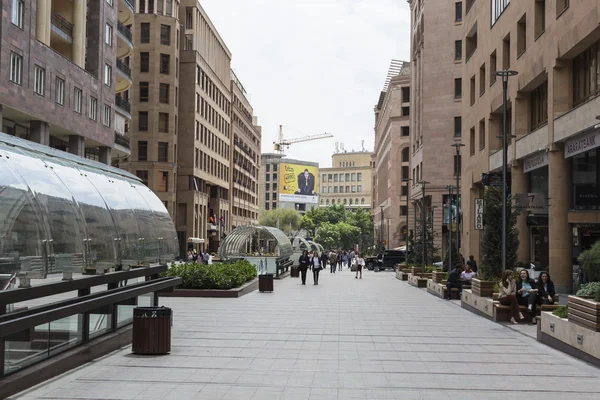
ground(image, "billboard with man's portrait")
xmin=279 ymin=163 xmax=319 ymax=204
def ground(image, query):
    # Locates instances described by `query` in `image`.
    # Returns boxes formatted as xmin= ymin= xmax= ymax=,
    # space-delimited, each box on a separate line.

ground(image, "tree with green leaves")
xmin=259 ymin=208 xmax=302 ymax=236
xmin=407 ymin=211 xmax=439 ymax=267
xmin=480 ymin=185 xmax=520 ymax=280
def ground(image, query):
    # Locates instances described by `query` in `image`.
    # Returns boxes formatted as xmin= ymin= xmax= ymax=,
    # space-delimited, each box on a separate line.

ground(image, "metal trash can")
xmin=291 ymin=266 xmax=299 ymax=278
xmin=259 ymin=274 xmax=274 ymax=292
xmin=132 ymin=306 xmax=172 ymax=354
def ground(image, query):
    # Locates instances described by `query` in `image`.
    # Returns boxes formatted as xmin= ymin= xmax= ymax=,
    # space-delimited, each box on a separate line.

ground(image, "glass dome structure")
xmin=218 ymin=225 xmax=293 ymax=259
xmin=0 ymin=132 xmax=178 ymax=279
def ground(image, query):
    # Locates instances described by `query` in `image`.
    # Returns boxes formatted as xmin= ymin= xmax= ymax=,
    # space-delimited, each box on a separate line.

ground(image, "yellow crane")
xmin=273 ymin=125 xmax=333 ymax=154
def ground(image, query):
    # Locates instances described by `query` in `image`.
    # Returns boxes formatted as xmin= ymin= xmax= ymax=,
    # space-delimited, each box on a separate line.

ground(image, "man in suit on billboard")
xmin=296 ymin=169 xmax=316 ymax=195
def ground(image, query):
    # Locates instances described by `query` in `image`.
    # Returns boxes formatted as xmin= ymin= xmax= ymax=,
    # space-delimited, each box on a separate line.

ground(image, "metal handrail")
xmin=116 ymin=59 xmax=131 ymax=78
xmin=51 ymin=10 xmax=73 ymax=37
xmin=123 ymin=0 xmax=135 ymax=11
xmin=115 ymin=95 xmax=131 ymax=113
xmin=117 ymin=21 xmax=132 ymax=42
xmin=114 ymin=131 xmax=131 ymax=149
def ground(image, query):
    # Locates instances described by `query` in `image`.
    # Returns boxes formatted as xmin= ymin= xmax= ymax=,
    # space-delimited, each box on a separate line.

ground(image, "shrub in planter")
xmin=164 ymin=260 xmax=257 ymax=290
xmin=576 ymin=282 xmax=600 ymax=299
xmin=552 ymin=305 xmax=568 ymax=318
xmin=578 ymin=241 xmax=600 ymax=282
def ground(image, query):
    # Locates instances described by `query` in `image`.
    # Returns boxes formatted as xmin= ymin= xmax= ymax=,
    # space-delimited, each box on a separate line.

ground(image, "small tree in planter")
xmin=578 ymin=241 xmax=600 ymax=283
xmin=442 ymin=241 xmax=461 ymax=272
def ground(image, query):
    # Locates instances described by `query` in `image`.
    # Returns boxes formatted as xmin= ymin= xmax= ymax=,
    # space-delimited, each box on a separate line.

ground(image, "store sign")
xmin=474 ymin=199 xmax=484 ymax=230
xmin=516 ymin=193 xmax=547 ymax=213
xmin=523 ymin=152 xmax=548 ymax=173
xmin=574 ymin=185 xmax=599 ymax=208
xmin=565 ymin=129 xmax=600 ymax=158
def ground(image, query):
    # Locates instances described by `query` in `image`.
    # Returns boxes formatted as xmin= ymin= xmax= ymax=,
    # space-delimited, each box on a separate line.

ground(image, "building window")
xmin=402 ymin=106 xmax=410 ymax=116
xmin=479 ymin=63 xmax=486 ymax=96
xmin=136 ymin=170 xmax=149 ymax=185
xmin=454 ymin=117 xmax=462 ymax=137
xmin=157 ymin=171 xmax=169 ymax=192
xmin=470 ymin=75 xmax=475 ymax=105
xmin=166 ymin=0 xmax=173 ymax=16
xmin=455 ymin=2 xmax=462 ymax=22
xmin=490 ymin=50 xmax=497 ymax=86
xmin=401 ymin=87 xmax=410 ymax=103
xmin=402 ymin=148 xmax=409 ymax=162
xmin=502 ymin=33 xmax=511 ymax=70
xmin=160 ymin=54 xmax=170 ymax=74
xmin=139 ymin=112 xmax=148 ymax=131
xmin=104 ymin=64 xmax=112 ymax=87
xmin=158 ymin=142 xmax=168 ymax=162
xmin=556 ymin=0 xmax=569 ymax=17
xmin=517 ymin=14 xmax=527 ymax=57
xmin=141 ymin=23 xmax=150 ymax=43
xmin=357 ymin=173 xmax=362 ymax=181
xmin=266 ymin=193 xmax=270 ymax=201
xmin=103 ymin=104 xmax=111 ymax=127
xmin=535 ymin=0 xmax=546 ymax=38
xmin=573 ymin=40 xmax=600 ymax=106
xmin=89 ymin=97 xmax=98 ymax=121
xmin=159 ymin=112 xmax=169 ymax=132
xmin=530 ymin=80 xmax=548 ymax=131
xmin=400 ymin=206 xmax=408 ymax=216
xmin=9 ymin=52 xmax=23 ymax=85
xmin=12 ymin=0 xmax=25 ymax=28
xmin=147 ymin=0 xmax=154 ymax=13
xmin=572 ymin=149 xmax=598 ymax=209
xmin=55 ymin=77 xmax=65 ymax=105
xmin=479 ymin=119 xmax=486 ymax=151
xmin=139 ymin=82 xmax=149 ymax=102
xmin=454 ymin=78 xmax=462 ymax=99
xmin=159 ymin=83 xmax=170 ymax=103
xmin=73 ymin=87 xmax=82 ymax=113
xmin=469 ymin=127 xmax=475 ymax=156
xmin=33 ymin=66 xmax=45 ymax=96
xmin=107 ymin=0 xmax=113 ymax=6
xmin=455 ymin=40 xmax=462 ymax=60
xmin=454 ymin=155 xmax=462 ymax=176
xmin=138 ymin=141 xmax=148 ymax=161
xmin=160 ymin=25 xmax=171 ymax=45
xmin=105 ymin=23 xmax=113 ymax=46
xmin=140 ymin=52 xmax=149 ymax=72
xmin=491 ymin=0 xmax=511 ymax=26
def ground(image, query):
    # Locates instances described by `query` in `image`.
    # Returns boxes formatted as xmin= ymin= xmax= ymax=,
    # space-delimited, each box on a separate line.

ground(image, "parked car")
xmin=368 ymin=250 xmax=408 ymax=271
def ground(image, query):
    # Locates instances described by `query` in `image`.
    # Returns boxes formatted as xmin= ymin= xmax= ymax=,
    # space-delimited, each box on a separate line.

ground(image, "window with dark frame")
xmin=140 ymin=52 xmax=149 ymax=72
xmin=479 ymin=119 xmax=486 ymax=151
xmin=573 ymin=40 xmax=600 ymax=106
xmin=159 ymin=112 xmax=169 ymax=132
xmin=158 ymin=142 xmax=168 ymax=162
xmin=139 ymin=82 xmax=149 ymax=102
xmin=138 ymin=141 xmax=148 ymax=161
xmin=530 ymin=80 xmax=548 ymax=131
xmin=455 ymin=2 xmax=462 ymax=22
xmin=139 ymin=112 xmax=148 ymax=131
xmin=140 ymin=23 xmax=150 ymax=43
xmin=535 ymin=0 xmax=546 ymax=38
xmin=454 ymin=117 xmax=462 ymax=137
xmin=160 ymin=24 xmax=171 ymax=45
xmin=136 ymin=170 xmax=149 ymax=185
xmin=455 ymin=40 xmax=462 ymax=60
xmin=490 ymin=50 xmax=497 ymax=85
xmin=470 ymin=127 xmax=475 ymax=156
xmin=454 ymin=78 xmax=462 ymax=98
xmin=556 ymin=0 xmax=569 ymax=17
xmin=159 ymin=83 xmax=169 ymax=103
xmin=517 ymin=14 xmax=527 ymax=57
xmin=160 ymin=54 xmax=170 ymax=74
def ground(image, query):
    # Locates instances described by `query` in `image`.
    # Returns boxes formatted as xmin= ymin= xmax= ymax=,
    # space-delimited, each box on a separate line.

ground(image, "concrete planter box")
xmin=431 ymin=271 xmax=447 ymax=284
xmin=160 ymin=278 xmax=258 ymax=298
xmin=461 ymin=289 xmax=496 ymax=319
xmin=568 ymin=296 xmax=600 ymax=332
xmin=471 ymin=278 xmax=496 ymax=298
xmin=410 ymin=266 xmax=424 ymax=275
xmin=539 ymin=311 xmax=600 ymax=367
xmin=408 ymin=274 xmax=428 ymax=288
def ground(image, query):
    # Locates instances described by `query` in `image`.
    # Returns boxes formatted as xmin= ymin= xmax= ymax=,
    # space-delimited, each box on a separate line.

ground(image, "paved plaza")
xmin=11 ymin=269 xmax=600 ymax=400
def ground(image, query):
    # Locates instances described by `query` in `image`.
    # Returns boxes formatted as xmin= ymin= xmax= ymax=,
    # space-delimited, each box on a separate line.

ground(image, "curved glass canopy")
xmin=292 ymin=237 xmax=311 ymax=252
xmin=0 ymin=132 xmax=178 ymax=278
xmin=307 ymin=240 xmax=324 ymax=253
xmin=218 ymin=225 xmax=293 ymax=259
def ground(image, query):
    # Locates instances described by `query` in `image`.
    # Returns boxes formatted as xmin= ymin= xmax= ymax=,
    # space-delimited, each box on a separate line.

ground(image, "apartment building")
xmin=320 ymin=151 xmax=372 ymax=212
xmin=460 ymin=0 xmax=600 ymax=293
xmin=372 ymin=60 xmax=411 ymax=249
xmin=1 ymin=0 xmax=133 ymax=163
xmin=409 ymin=0 xmax=464 ymax=254
xmin=230 ymin=71 xmax=261 ymax=228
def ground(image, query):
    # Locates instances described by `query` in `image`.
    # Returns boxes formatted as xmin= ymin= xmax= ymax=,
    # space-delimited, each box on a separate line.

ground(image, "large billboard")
xmin=279 ymin=163 xmax=319 ymax=204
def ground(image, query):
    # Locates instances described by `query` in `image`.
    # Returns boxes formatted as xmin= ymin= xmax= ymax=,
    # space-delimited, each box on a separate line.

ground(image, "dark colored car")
xmin=368 ymin=250 xmax=408 ymax=271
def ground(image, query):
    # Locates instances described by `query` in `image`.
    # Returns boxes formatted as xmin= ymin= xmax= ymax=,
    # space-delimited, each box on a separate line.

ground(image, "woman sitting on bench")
xmin=537 ymin=271 xmax=556 ymax=305
xmin=517 ymin=269 xmax=538 ymax=324
xmin=498 ymin=269 xmax=524 ymax=324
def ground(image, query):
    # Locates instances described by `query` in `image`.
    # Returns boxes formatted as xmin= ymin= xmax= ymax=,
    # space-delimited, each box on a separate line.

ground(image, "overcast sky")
xmin=201 ymin=0 xmax=411 ymax=168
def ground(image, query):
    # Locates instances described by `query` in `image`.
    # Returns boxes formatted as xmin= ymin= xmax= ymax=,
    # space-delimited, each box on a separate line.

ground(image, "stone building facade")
xmin=460 ymin=0 xmax=600 ymax=293
xmin=320 ymin=151 xmax=372 ymax=212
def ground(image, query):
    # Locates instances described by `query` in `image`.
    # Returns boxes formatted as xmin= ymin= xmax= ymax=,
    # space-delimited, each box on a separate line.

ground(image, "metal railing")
xmin=116 ymin=59 xmax=131 ymax=78
xmin=123 ymin=0 xmax=135 ymax=11
xmin=114 ymin=131 xmax=131 ymax=150
xmin=117 ymin=21 xmax=132 ymax=43
xmin=51 ymin=10 xmax=73 ymax=37
xmin=115 ymin=95 xmax=131 ymax=113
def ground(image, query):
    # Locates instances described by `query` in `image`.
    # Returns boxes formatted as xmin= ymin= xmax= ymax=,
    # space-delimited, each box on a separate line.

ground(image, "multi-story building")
xmin=259 ymin=154 xmax=319 ymax=214
xmin=460 ymin=0 xmax=600 ymax=293
xmin=320 ymin=151 xmax=372 ymax=212
xmin=230 ymin=71 xmax=261 ymax=228
xmin=1 ymin=0 xmax=133 ymax=163
xmin=372 ymin=60 xmax=411 ymax=249
xmin=122 ymin=0 xmax=260 ymax=254
xmin=409 ymin=0 xmax=464 ymax=255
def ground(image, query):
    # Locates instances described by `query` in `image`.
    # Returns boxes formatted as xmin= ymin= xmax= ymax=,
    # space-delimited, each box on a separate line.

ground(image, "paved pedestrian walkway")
xmin=11 ymin=269 xmax=600 ymax=399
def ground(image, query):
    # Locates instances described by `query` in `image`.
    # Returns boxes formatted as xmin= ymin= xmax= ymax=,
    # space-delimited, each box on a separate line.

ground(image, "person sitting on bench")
xmin=446 ymin=266 xmax=463 ymax=300
xmin=460 ymin=263 xmax=477 ymax=285
xmin=517 ymin=269 xmax=538 ymax=324
xmin=537 ymin=271 xmax=556 ymax=305
xmin=499 ymin=269 xmax=524 ymax=324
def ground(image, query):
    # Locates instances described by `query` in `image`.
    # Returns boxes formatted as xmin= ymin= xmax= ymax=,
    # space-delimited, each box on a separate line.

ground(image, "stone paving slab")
xmin=10 ymin=269 xmax=600 ymax=400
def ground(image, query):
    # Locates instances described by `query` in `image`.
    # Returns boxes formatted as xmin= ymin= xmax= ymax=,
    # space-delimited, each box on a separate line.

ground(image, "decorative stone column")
xmin=68 ymin=135 xmax=86 ymax=158
xmin=36 ymin=0 xmax=51 ymax=46
xmin=548 ymin=144 xmax=571 ymax=293
xmin=30 ymin=121 xmax=50 ymax=146
xmin=73 ymin=0 xmax=87 ymax=68
xmin=511 ymin=162 xmax=530 ymax=264
xmin=99 ymin=146 xmax=112 ymax=165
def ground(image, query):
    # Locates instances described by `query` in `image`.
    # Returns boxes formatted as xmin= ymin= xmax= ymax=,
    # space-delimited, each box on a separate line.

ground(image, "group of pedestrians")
xmin=498 ymin=269 xmax=556 ymax=324
xmin=187 ymin=249 xmax=212 ymax=264
xmin=297 ymin=249 xmax=366 ymax=285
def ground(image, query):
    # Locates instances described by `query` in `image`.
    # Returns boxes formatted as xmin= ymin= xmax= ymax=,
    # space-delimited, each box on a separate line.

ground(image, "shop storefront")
xmin=522 ymin=152 xmax=549 ymax=270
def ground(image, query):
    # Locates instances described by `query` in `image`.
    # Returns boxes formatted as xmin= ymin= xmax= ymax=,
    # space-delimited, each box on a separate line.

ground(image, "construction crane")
xmin=273 ymin=125 xmax=333 ymax=154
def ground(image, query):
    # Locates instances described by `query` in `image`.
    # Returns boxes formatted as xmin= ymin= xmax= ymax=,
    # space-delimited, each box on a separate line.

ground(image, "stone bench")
xmin=427 ymin=279 xmax=472 ymax=300
xmin=494 ymin=295 xmax=560 ymax=322
xmin=408 ymin=273 xmax=431 ymax=288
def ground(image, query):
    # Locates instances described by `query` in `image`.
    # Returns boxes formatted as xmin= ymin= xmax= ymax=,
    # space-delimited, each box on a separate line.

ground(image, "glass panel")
xmin=48 ymin=314 xmax=83 ymax=356
xmin=4 ymin=323 xmax=51 ymax=374
xmin=3 ymin=147 xmax=85 ymax=275
xmin=89 ymin=311 xmax=112 ymax=339
xmin=138 ymin=292 xmax=154 ymax=307
xmin=572 ymin=150 xmax=599 ymax=210
xmin=117 ymin=301 xmax=136 ymax=328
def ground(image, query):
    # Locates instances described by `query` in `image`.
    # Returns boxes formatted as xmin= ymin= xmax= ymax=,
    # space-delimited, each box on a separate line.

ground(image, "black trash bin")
xmin=132 ymin=306 xmax=172 ymax=354
xmin=259 ymin=274 xmax=274 ymax=292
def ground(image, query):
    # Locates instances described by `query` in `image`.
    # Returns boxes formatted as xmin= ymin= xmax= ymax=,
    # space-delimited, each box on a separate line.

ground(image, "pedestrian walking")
xmin=355 ymin=253 xmax=365 ymax=279
xmin=320 ymin=251 xmax=329 ymax=275
xmin=299 ymin=250 xmax=310 ymax=285
xmin=329 ymin=251 xmax=337 ymax=273
xmin=342 ymin=251 xmax=348 ymax=269
xmin=311 ymin=251 xmax=322 ymax=285
xmin=337 ymin=251 xmax=343 ymax=271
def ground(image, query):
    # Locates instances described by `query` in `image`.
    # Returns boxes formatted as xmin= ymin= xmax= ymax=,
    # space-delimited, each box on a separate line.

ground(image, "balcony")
xmin=115 ymin=59 xmax=132 ymax=93
xmin=115 ymin=95 xmax=131 ymax=114
xmin=116 ymin=21 xmax=133 ymax=58
xmin=114 ymin=131 xmax=130 ymax=150
xmin=118 ymin=0 xmax=135 ymax=25
xmin=50 ymin=10 xmax=73 ymax=43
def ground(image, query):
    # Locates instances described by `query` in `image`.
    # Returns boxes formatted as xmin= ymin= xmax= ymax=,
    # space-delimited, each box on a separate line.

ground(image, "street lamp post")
xmin=387 ymin=218 xmax=391 ymax=250
xmin=380 ymin=205 xmax=385 ymax=252
xmin=403 ymin=178 xmax=412 ymax=247
xmin=446 ymin=184 xmax=454 ymax=271
xmin=418 ymin=180 xmax=430 ymax=269
xmin=495 ymin=69 xmax=518 ymax=272
xmin=451 ymin=143 xmax=465 ymax=258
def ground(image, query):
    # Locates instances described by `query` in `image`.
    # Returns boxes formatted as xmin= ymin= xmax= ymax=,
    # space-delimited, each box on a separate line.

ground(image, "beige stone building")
xmin=123 ymin=0 xmax=261 ymax=254
xmin=460 ymin=0 xmax=600 ymax=293
xmin=320 ymin=151 xmax=372 ymax=212
xmin=372 ymin=60 xmax=411 ymax=250
xmin=409 ymin=0 xmax=464 ymax=256
xmin=1 ymin=0 xmax=131 ymax=163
